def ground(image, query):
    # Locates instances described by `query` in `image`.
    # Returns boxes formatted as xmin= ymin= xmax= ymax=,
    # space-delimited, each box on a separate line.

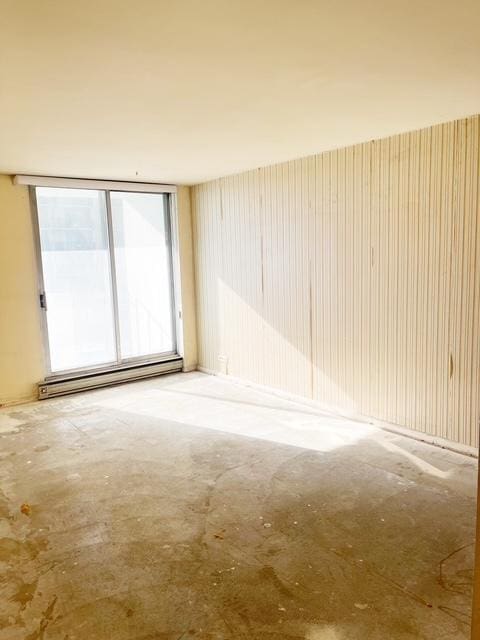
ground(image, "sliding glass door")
xmin=35 ymin=187 xmax=176 ymax=375
xmin=110 ymin=192 xmax=175 ymax=359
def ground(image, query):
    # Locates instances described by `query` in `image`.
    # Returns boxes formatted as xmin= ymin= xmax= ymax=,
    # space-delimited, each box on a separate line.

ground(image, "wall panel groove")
xmin=192 ymin=115 xmax=480 ymax=448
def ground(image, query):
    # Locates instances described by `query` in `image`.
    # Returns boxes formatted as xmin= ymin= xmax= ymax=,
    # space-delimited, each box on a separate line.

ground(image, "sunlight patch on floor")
xmin=306 ymin=624 xmax=344 ymax=640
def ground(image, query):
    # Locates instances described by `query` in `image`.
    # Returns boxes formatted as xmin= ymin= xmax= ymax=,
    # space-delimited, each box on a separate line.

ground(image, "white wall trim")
xmin=197 ymin=367 xmax=478 ymax=458
xmin=14 ymin=175 xmax=177 ymax=193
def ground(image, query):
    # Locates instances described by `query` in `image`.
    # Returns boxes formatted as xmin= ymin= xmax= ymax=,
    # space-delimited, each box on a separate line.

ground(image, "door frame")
xmin=29 ymin=182 xmax=182 ymax=380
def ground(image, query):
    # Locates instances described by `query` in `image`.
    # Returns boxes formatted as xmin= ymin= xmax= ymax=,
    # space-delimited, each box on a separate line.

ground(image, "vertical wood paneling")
xmin=192 ymin=115 xmax=480 ymax=448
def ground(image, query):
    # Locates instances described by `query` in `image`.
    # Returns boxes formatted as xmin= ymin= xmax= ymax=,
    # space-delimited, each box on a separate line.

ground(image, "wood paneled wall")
xmin=192 ymin=116 xmax=480 ymax=448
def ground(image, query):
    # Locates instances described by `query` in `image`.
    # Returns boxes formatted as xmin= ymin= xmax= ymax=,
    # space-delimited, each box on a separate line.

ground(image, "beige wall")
xmin=192 ymin=115 xmax=480 ymax=449
xmin=0 ymin=177 xmax=197 ymax=404
xmin=0 ymin=176 xmax=44 ymax=404
xmin=174 ymin=186 xmax=198 ymax=371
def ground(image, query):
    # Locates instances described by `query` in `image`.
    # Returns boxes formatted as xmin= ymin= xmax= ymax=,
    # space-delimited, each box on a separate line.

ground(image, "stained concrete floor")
xmin=0 ymin=372 xmax=477 ymax=640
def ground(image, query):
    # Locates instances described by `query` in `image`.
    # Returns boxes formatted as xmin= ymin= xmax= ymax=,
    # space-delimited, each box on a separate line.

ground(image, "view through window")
xmin=35 ymin=187 xmax=176 ymax=373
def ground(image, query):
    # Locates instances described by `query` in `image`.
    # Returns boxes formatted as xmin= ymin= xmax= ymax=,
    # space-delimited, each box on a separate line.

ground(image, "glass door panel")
xmin=110 ymin=192 xmax=175 ymax=359
xmin=36 ymin=187 xmax=117 ymax=372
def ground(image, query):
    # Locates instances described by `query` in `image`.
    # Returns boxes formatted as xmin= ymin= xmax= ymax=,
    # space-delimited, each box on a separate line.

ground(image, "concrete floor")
xmin=0 ymin=372 xmax=477 ymax=640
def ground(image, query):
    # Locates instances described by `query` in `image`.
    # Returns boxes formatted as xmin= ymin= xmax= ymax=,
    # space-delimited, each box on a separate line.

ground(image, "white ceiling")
xmin=1 ymin=0 xmax=479 ymax=185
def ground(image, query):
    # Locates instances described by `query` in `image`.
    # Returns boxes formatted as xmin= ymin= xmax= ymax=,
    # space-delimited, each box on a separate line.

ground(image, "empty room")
xmin=1 ymin=1 xmax=480 ymax=638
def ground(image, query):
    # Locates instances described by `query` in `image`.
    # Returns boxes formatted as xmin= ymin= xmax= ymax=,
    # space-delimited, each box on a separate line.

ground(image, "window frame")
xmin=28 ymin=180 xmax=183 ymax=381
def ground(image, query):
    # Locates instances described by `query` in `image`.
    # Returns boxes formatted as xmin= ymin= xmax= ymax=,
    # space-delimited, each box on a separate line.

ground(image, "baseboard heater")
xmin=38 ymin=357 xmax=183 ymax=399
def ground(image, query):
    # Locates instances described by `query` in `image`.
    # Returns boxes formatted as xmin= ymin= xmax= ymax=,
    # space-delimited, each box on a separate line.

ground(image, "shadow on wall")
xmin=193 ymin=116 xmax=480 ymax=447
